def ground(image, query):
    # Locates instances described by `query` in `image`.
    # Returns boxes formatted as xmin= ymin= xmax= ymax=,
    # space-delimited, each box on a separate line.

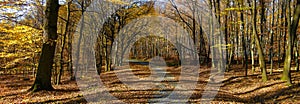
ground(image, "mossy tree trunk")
xmin=252 ymin=0 xmax=268 ymax=82
xmin=30 ymin=0 xmax=59 ymax=92
xmin=282 ymin=0 xmax=300 ymax=85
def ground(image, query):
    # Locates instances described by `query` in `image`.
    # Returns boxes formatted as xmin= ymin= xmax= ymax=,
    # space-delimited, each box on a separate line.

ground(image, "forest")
xmin=0 ymin=0 xmax=300 ymax=103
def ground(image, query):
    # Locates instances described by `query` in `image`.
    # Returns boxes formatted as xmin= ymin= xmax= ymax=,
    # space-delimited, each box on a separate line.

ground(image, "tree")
xmin=252 ymin=0 xmax=268 ymax=82
xmin=56 ymin=0 xmax=74 ymax=84
xmin=269 ymin=0 xmax=276 ymax=75
xmin=282 ymin=0 xmax=300 ymax=85
xmin=0 ymin=0 xmax=43 ymax=30
xmin=238 ymin=0 xmax=248 ymax=76
xmin=96 ymin=1 xmax=156 ymax=72
xmin=30 ymin=0 xmax=60 ymax=91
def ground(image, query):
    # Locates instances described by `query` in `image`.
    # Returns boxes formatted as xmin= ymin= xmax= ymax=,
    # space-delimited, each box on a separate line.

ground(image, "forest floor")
xmin=0 ymin=64 xmax=300 ymax=103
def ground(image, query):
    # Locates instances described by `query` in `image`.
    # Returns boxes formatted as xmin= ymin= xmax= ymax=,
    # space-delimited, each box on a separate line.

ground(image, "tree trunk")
xmin=295 ymin=41 xmax=299 ymax=72
xmin=252 ymin=0 xmax=268 ymax=82
xmin=73 ymin=0 xmax=87 ymax=78
xmin=269 ymin=0 xmax=275 ymax=75
xmin=105 ymin=36 xmax=112 ymax=72
xmin=57 ymin=0 xmax=72 ymax=84
xmin=239 ymin=0 xmax=248 ymax=76
xmin=259 ymin=0 xmax=266 ymax=58
xmin=278 ymin=0 xmax=286 ymax=68
xmin=30 ymin=0 xmax=59 ymax=91
xmin=282 ymin=0 xmax=300 ymax=85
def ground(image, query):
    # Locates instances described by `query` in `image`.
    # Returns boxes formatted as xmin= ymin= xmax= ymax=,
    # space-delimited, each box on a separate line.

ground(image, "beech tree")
xmin=282 ymin=0 xmax=300 ymax=85
xmin=30 ymin=0 xmax=60 ymax=91
xmin=252 ymin=0 xmax=268 ymax=82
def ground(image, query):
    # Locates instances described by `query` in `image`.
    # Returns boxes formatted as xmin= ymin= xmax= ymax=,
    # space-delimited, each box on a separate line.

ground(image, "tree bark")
xmin=269 ymin=0 xmax=275 ymax=75
xmin=252 ymin=0 xmax=268 ymax=82
xmin=282 ymin=0 xmax=300 ymax=85
xmin=239 ymin=0 xmax=248 ymax=76
xmin=30 ymin=0 xmax=59 ymax=91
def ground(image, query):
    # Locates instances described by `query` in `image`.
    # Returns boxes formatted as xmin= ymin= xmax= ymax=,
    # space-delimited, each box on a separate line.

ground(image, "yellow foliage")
xmin=105 ymin=0 xmax=130 ymax=5
xmin=225 ymin=7 xmax=252 ymax=11
xmin=0 ymin=23 xmax=42 ymax=56
xmin=0 ymin=23 xmax=42 ymax=70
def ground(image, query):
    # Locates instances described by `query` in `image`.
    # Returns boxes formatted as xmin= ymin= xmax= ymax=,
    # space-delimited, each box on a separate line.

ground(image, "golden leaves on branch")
xmin=0 ymin=24 xmax=42 ymax=56
xmin=105 ymin=0 xmax=130 ymax=5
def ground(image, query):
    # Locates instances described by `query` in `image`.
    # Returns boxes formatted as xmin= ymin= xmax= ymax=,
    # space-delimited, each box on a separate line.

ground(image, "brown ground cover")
xmin=0 ymin=64 xmax=299 ymax=103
